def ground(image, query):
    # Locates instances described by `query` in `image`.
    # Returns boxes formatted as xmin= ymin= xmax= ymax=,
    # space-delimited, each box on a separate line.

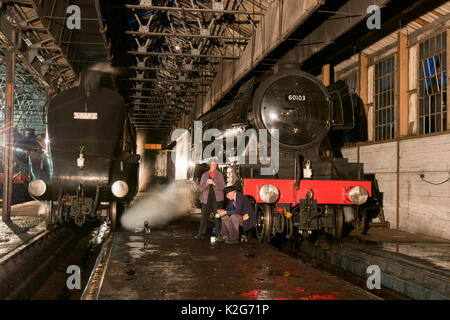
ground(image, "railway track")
xmin=271 ymin=236 xmax=409 ymax=300
xmin=0 ymin=222 xmax=109 ymax=300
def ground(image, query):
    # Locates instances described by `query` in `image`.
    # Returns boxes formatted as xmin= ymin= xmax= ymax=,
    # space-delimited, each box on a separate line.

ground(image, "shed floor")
xmin=97 ymin=215 xmax=379 ymax=300
xmin=0 ymin=201 xmax=45 ymax=259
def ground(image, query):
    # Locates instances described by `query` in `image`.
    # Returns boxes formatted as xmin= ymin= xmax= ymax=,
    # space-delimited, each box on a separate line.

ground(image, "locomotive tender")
xmin=186 ymin=63 xmax=385 ymax=241
xmin=27 ymin=74 xmax=139 ymax=230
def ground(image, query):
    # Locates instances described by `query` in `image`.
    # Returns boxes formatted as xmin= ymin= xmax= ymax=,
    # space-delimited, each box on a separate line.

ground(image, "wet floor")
xmin=378 ymin=242 xmax=450 ymax=271
xmin=348 ymin=228 xmax=450 ymax=272
xmin=0 ymin=201 xmax=45 ymax=259
xmin=98 ymin=216 xmax=379 ymax=300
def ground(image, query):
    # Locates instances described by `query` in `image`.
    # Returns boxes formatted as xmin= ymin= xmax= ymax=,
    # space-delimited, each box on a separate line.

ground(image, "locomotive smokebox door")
xmin=252 ymin=65 xmax=333 ymax=152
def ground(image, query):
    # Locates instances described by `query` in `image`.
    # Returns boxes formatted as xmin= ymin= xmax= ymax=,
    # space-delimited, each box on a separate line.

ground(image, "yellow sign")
xmin=145 ymin=144 xmax=162 ymax=150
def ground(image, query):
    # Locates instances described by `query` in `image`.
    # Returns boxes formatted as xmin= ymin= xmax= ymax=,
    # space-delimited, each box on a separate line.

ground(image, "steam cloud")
xmin=120 ymin=182 xmax=192 ymax=231
xmin=88 ymin=62 xmax=124 ymax=75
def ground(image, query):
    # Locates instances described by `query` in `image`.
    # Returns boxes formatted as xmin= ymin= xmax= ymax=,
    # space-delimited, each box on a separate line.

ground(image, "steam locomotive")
xmin=183 ymin=63 xmax=387 ymax=241
xmin=27 ymin=73 xmax=139 ymax=230
xmin=0 ymin=129 xmax=41 ymax=205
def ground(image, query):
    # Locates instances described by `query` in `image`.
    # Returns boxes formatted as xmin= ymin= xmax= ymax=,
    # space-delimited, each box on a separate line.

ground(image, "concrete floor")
xmin=0 ymin=201 xmax=45 ymax=259
xmin=97 ymin=216 xmax=379 ymax=300
xmin=348 ymin=228 xmax=450 ymax=271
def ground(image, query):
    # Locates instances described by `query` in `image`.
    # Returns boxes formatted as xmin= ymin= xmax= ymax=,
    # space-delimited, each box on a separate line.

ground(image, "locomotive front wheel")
xmin=286 ymin=216 xmax=294 ymax=239
xmin=44 ymin=200 xmax=54 ymax=230
xmin=109 ymin=201 xmax=122 ymax=231
xmin=256 ymin=204 xmax=273 ymax=243
xmin=334 ymin=207 xmax=344 ymax=239
xmin=55 ymin=188 xmax=64 ymax=225
xmin=55 ymin=203 xmax=64 ymax=225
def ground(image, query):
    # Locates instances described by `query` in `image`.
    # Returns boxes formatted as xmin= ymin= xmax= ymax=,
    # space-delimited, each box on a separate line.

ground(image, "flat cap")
xmin=223 ymin=185 xmax=238 ymax=195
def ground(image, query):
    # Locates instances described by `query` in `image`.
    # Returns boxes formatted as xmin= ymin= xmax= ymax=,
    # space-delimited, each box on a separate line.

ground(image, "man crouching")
xmin=217 ymin=186 xmax=256 ymax=244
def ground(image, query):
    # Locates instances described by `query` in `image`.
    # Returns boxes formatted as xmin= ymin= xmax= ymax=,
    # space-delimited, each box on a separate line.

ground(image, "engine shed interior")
xmin=0 ymin=0 xmax=449 ymax=303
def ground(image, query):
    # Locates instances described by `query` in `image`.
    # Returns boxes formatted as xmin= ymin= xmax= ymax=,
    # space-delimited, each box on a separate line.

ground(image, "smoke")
xmin=120 ymin=182 xmax=192 ymax=231
xmin=88 ymin=62 xmax=124 ymax=75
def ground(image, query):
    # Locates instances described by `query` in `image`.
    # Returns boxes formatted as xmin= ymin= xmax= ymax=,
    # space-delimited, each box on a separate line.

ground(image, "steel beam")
xmin=2 ymin=46 xmax=15 ymax=223
xmin=129 ymin=88 xmax=207 ymax=94
xmin=123 ymin=5 xmax=264 ymax=15
xmin=0 ymin=14 xmax=50 ymax=88
xmin=130 ymin=95 xmax=194 ymax=100
xmin=127 ymin=78 xmax=211 ymax=84
xmin=127 ymin=51 xmax=239 ymax=60
xmin=130 ymin=66 xmax=217 ymax=74
xmin=126 ymin=31 xmax=250 ymax=41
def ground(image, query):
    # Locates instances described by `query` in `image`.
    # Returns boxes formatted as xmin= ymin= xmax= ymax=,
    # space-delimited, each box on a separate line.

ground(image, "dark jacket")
xmin=225 ymin=191 xmax=256 ymax=231
xmin=199 ymin=170 xmax=225 ymax=204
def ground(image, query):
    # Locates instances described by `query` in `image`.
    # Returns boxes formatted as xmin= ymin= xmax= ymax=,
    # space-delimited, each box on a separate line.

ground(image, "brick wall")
xmin=342 ymin=133 xmax=450 ymax=240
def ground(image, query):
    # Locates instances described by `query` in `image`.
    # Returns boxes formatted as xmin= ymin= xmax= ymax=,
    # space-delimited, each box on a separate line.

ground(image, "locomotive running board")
xmin=244 ymin=179 xmax=372 ymax=205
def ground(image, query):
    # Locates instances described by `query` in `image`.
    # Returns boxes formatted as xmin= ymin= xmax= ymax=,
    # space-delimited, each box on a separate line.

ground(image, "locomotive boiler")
xmin=27 ymin=73 xmax=139 ymax=230
xmin=188 ymin=62 xmax=386 ymax=241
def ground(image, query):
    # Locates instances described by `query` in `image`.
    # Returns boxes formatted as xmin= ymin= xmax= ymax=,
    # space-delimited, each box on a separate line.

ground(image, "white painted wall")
xmin=341 ymin=133 xmax=450 ymax=240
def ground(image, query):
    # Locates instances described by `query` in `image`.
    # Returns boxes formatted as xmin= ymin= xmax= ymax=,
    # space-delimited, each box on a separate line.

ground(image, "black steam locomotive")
xmin=187 ymin=63 xmax=387 ymax=241
xmin=27 ymin=74 xmax=139 ymax=230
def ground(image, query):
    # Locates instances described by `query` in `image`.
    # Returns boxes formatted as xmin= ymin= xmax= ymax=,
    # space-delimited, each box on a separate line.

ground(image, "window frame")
xmin=416 ymin=29 xmax=448 ymax=135
xmin=373 ymin=53 xmax=397 ymax=142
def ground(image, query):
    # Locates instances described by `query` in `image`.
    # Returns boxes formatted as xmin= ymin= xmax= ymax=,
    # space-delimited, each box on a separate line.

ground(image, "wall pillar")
xmin=322 ymin=64 xmax=332 ymax=86
xmin=359 ymin=54 xmax=370 ymax=141
xmin=399 ymin=33 xmax=409 ymax=137
xmin=2 ymin=46 xmax=15 ymax=223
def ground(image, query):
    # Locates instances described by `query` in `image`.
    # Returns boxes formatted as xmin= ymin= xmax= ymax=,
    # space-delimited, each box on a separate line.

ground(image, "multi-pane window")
xmin=418 ymin=31 xmax=447 ymax=134
xmin=374 ymin=54 xmax=395 ymax=141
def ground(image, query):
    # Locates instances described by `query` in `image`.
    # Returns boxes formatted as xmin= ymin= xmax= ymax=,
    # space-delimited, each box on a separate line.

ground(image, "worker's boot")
xmin=225 ymin=238 xmax=239 ymax=244
xmin=216 ymin=235 xmax=227 ymax=242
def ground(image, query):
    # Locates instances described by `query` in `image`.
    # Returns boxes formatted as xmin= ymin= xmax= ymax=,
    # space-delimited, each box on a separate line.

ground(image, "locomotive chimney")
xmin=273 ymin=62 xmax=302 ymax=73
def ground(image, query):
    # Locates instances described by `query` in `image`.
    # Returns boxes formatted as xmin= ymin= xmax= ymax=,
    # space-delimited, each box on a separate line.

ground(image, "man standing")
xmin=217 ymin=186 xmax=256 ymax=244
xmin=194 ymin=161 xmax=225 ymax=239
